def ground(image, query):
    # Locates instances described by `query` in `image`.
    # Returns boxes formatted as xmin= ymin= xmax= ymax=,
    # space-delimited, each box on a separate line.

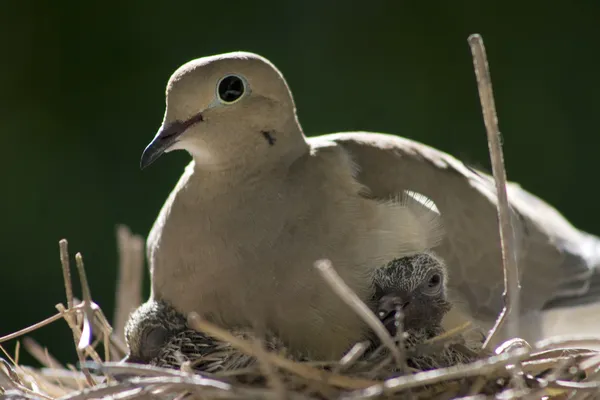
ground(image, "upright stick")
xmin=468 ymin=34 xmax=521 ymax=350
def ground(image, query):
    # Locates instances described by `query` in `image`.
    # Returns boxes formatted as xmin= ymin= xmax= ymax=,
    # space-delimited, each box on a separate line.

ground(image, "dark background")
xmin=1 ymin=1 xmax=599 ymax=364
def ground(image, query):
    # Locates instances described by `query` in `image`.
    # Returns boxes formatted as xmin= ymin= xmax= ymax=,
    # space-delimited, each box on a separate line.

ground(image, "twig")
xmin=187 ymin=312 xmax=379 ymax=389
xmin=0 ymin=353 xmax=22 ymax=385
xmin=113 ymin=225 xmax=144 ymax=343
xmin=19 ymin=366 xmax=71 ymax=398
xmin=314 ymin=259 xmax=405 ymax=372
xmin=468 ymin=33 xmax=521 ymax=350
xmin=250 ymin=336 xmax=287 ymax=399
xmin=14 ymin=340 xmax=20 ymax=366
xmin=406 ymin=324 xmax=479 ymax=359
xmin=58 ymin=240 xmax=95 ymax=383
xmin=342 ymin=348 xmax=531 ymax=399
xmin=78 ymin=299 xmax=127 ymax=360
xmin=550 ymin=379 xmax=600 ymax=391
xmin=334 ymin=341 xmax=371 ymax=374
xmin=55 ymin=303 xmax=97 ymax=386
xmin=22 ymin=337 xmax=64 ymax=370
xmin=579 ymin=352 xmax=600 ymax=372
xmin=55 ymin=304 xmax=103 ymax=365
xmin=423 ymin=321 xmax=474 ymax=346
xmin=0 ymin=351 xmax=59 ymax=400
xmin=93 ymin=311 xmax=120 ymax=362
xmin=58 ymin=375 xmax=234 ymax=400
xmin=535 ymin=336 xmax=600 ymax=352
xmin=74 ymin=253 xmax=95 ymax=351
xmin=59 ymin=239 xmax=74 ymax=311
xmin=82 ymin=361 xmax=187 ymax=379
xmin=0 ymin=366 xmax=54 ymax=400
xmin=0 ymin=359 xmax=19 ymax=390
xmin=0 ymin=307 xmax=80 ymax=344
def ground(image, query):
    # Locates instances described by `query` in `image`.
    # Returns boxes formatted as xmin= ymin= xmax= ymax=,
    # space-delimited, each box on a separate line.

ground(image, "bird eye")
xmin=424 ymin=273 xmax=443 ymax=296
xmin=139 ymin=326 xmax=168 ymax=361
xmin=217 ymin=74 xmax=246 ymax=104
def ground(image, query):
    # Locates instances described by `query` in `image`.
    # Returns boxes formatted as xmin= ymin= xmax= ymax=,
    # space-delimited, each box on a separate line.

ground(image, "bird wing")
xmin=313 ymin=131 xmax=600 ymax=323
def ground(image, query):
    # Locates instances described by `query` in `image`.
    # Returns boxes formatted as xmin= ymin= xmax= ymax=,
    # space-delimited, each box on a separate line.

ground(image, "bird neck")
xmin=191 ymin=116 xmax=309 ymax=176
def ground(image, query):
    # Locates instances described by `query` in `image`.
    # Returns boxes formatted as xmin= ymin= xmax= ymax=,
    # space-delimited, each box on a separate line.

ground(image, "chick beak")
xmin=378 ymin=294 xmax=410 ymax=336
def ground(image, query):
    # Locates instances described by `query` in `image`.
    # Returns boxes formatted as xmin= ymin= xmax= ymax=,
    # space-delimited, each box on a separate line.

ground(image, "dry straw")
xmin=1 ymin=34 xmax=599 ymax=399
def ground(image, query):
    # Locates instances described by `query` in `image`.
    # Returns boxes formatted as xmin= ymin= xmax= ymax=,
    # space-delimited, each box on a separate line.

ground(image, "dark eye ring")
xmin=139 ymin=326 xmax=168 ymax=361
xmin=217 ymin=74 xmax=246 ymax=104
xmin=428 ymin=274 xmax=441 ymax=287
xmin=424 ymin=273 xmax=443 ymax=296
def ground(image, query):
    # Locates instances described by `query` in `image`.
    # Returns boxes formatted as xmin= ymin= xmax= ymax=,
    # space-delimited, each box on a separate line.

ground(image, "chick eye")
xmin=140 ymin=326 xmax=168 ymax=361
xmin=424 ymin=273 xmax=443 ymax=296
xmin=217 ymin=74 xmax=246 ymax=104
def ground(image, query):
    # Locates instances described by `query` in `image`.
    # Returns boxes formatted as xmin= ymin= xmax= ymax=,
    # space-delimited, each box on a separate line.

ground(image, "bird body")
xmin=325 ymin=132 xmax=600 ymax=341
xmin=141 ymin=51 xmax=600 ymax=358
xmin=148 ymin=137 xmax=441 ymax=359
xmin=124 ymin=254 xmax=472 ymax=375
xmin=124 ymin=299 xmax=278 ymax=373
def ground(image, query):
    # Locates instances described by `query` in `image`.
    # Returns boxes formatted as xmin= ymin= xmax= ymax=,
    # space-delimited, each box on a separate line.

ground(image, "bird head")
xmin=372 ymin=253 xmax=450 ymax=336
xmin=140 ymin=52 xmax=306 ymax=171
xmin=123 ymin=301 xmax=185 ymax=364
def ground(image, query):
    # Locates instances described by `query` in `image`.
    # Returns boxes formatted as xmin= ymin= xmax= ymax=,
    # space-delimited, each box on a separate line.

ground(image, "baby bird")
xmin=124 ymin=253 xmax=453 ymax=373
xmin=370 ymin=252 xmax=481 ymax=371
xmin=123 ymin=300 xmax=286 ymax=374
xmin=372 ymin=252 xmax=451 ymax=337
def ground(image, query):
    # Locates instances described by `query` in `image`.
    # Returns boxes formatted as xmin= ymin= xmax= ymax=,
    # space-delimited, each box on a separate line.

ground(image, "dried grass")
xmin=1 ymin=34 xmax=599 ymax=400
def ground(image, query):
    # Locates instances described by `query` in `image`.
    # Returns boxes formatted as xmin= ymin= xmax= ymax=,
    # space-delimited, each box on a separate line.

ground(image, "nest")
xmin=1 ymin=227 xmax=599 ymax=400
xmin=2 ymin=34 xmax=600 ymax=400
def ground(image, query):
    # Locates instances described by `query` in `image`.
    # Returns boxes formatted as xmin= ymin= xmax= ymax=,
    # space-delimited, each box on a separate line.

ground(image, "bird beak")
xmin=140 ymin=121 xmax=186 ymax=169
xmin=140 ymin=113 xmax=205 ymax=169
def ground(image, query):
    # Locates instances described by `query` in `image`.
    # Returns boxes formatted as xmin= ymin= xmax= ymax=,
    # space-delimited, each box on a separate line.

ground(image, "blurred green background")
xmin=1 ymin=1 xmax=599 ymax=364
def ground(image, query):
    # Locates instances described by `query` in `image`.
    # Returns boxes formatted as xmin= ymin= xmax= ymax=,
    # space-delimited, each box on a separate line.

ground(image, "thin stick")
xmin=250 ymin=336 xmax=287 ymax=398
xmin=344 ymin=348 xmax=530 ymax=399
xmin=74 ymin=252 xmax=95 ymax=351
xmin=58 ymin=239 xmax=81 ymax=345
xmin=187 ymin=312 xmax=378 ymax=389
xmin=423 ymin=321 xmax=473 ymax=345
xmin=0 ymin=365 xmax=54 ymax=400
xmin=92 ymin=305 xmax=128 ymax=358
xmin=334 ymin=341 xmax=371 ymax=373
xmin=535 ymin=336 xmax=600 ymax=351
xmin=55 ymin=303 xmax=97 ymax=387
xmin=314 ymin=259 xmax=405 ymax=372
xmin=55 ymin=304 xmax=103 ymax=365
xmin=0 ymin=307 xmax=80 ymax=344
xmin=22 ymin=337 xmax=64 ymax=369
xmin=468 ymin=33 xmax=521 ymax=350
xmin=59 ymin=239 xmax=74 ymax=310
xmin=59 ymin=240 xmax=102 ymax=383
xmin=113 ymin=225 xmax=144 ymax=343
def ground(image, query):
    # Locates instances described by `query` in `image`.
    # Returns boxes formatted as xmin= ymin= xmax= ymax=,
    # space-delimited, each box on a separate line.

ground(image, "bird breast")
xmin=147 ymin=150 xmax=435 ymax=359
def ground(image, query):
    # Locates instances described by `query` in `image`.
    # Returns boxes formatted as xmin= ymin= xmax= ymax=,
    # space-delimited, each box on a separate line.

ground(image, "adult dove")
xmin=140 ymin=52 xmax=600 ymax=357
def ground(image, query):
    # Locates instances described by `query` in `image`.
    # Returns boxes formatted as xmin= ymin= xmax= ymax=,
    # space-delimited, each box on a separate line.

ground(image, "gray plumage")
xmin=123 ymin=253 xmax=479 ymax=377
xmin=371 ymin=252 xmax=450 ymax=337
xmin=370 ymin=253 xmax=482 ymax=372
xmin=140 ymin=51 xmax=600 ymax=355
xmin=123 ymin=300 xmax=286 ymax=373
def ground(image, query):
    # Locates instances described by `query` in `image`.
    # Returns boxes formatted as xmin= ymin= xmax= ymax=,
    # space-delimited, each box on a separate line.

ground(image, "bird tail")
xmin=542 ymin=231 xmax=600 ymax=310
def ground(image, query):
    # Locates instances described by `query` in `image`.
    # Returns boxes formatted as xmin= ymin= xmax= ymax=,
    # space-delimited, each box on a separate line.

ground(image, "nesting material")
xmin=1 ymin=240 xmax=598 ymax=400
